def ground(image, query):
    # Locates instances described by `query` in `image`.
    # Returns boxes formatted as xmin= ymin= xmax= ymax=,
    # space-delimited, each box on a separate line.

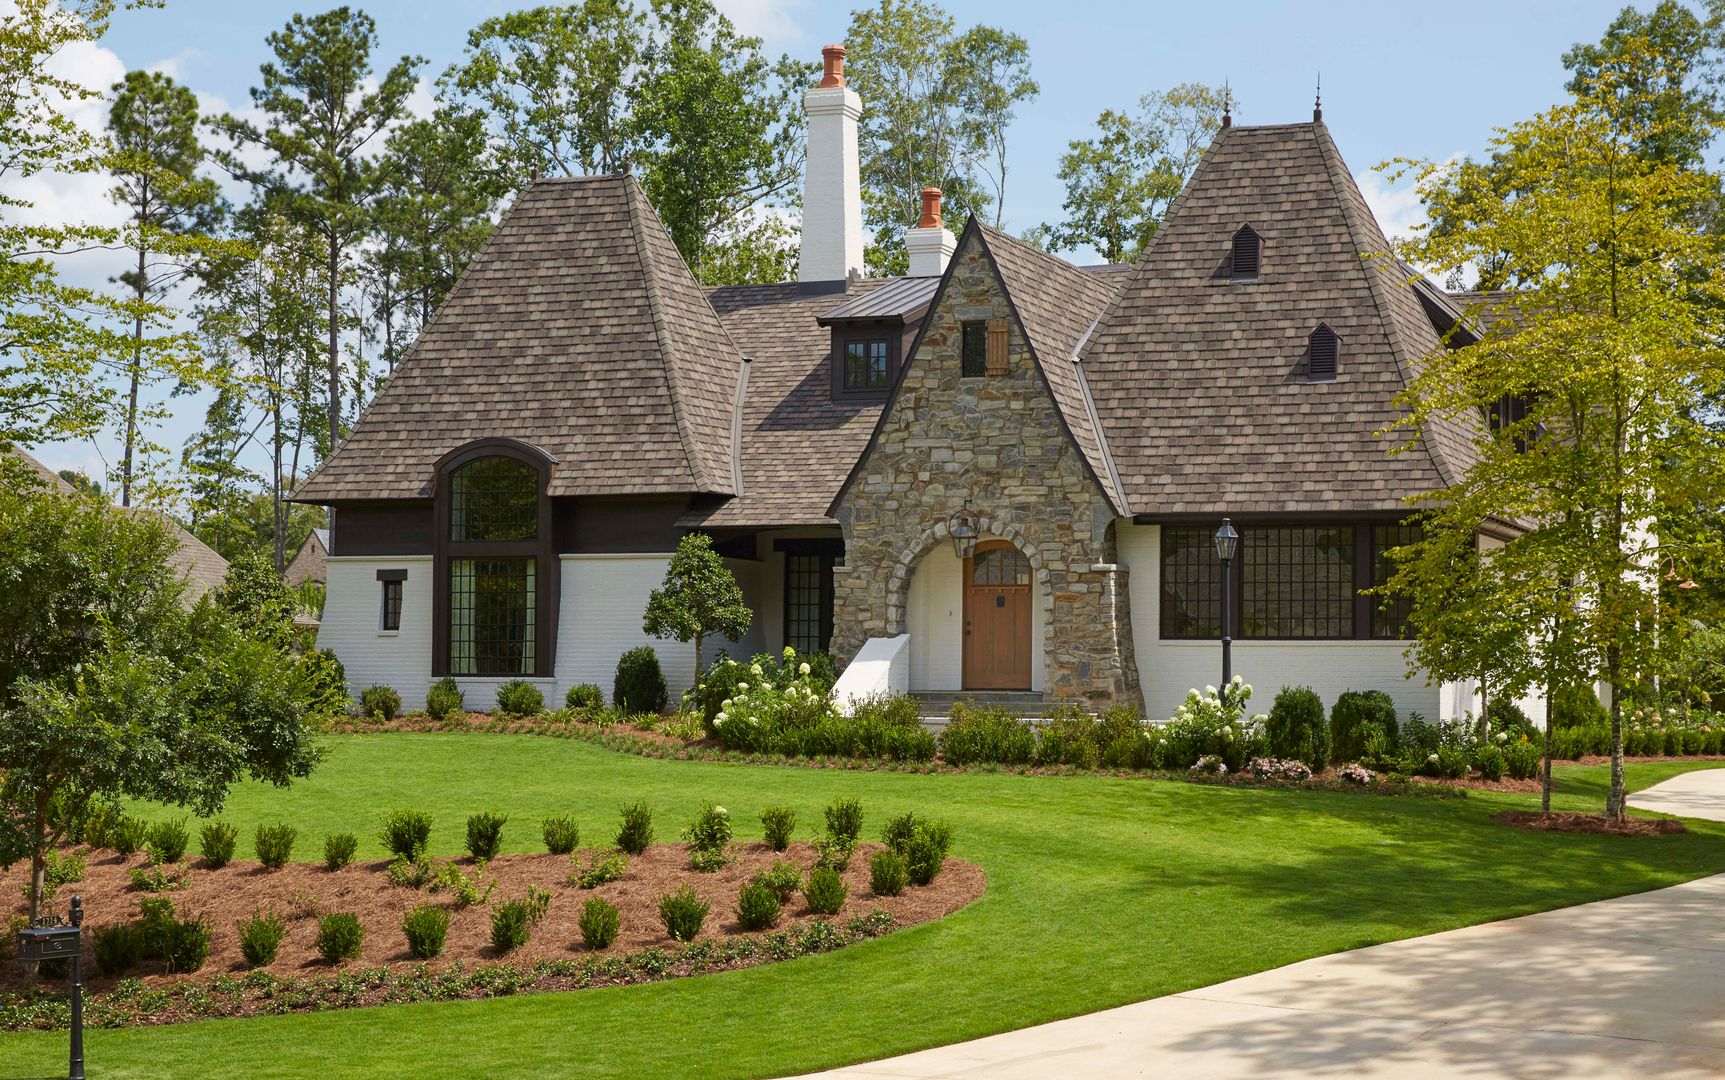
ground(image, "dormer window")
xmin=1231 ymin=225 xmax=1261 ymax=280
xmin=1308 ymin=323 xmax=1339 ymax=382
xmin=844 ymin=338 xmax=890 ymax=390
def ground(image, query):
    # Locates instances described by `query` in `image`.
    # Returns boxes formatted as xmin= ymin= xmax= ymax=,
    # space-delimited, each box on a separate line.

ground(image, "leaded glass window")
xmin=971 ymin=545 xmax=1030 ymax=586
xmin=785 ymin=554 xmax=832 ymax=654
xmin=1371 ymin=525 xmax=1421 ymax=638
xmin=1240 ymin=526 xmax=1355 ymax=639
xmin=1160 ymin=526 xmax=1222 ymax=638
xmin=843 ymin=339 xmax=889 ymax=390
xmin=450 ymin=456 xmax=538 ymax=542
xmin=449 ymin=557 xmax=536 ymax=676
xmin=961 ymin=322 xmax=987 ymax=377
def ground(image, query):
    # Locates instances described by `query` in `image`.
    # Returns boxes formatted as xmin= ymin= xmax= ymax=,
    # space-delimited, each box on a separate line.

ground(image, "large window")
xmin=843 ymin=339 xmax=889 ymax=390
xmin=1160 ymin=522 xmax=1419 ymax=641
xmin=784 ymin=554 xmax=833 ymax=654
xmin=435 ymin=445 xmax=554 ymax=678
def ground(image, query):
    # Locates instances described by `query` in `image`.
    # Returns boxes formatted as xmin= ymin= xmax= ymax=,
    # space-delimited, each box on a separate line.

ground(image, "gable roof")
xmin=1077 ymin=121 xmax=1480 ymax=515
xmin=293 ymin=174 xmax=743 ymax=503
xmin=4 ymin=446 xmax=229 ymax=600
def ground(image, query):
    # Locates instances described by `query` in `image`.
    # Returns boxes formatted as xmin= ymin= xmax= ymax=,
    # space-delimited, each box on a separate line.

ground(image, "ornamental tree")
xmin=1381 ymin=33 xmax=1725 ymax=822
xmin=643 ymin=533 xmax=752 ymax=688
xmin=0 ymin=460 xmax=329 ymax=921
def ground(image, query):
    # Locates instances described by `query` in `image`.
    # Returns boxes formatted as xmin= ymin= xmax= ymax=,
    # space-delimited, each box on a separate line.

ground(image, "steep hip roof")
xmin=1077 ymin=121 xmax=1481 ymax=515
xmin=293 ymin=174 xmax=744 ymax=503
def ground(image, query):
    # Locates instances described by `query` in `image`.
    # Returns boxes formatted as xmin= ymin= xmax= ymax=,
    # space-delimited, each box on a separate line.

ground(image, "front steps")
xmin=910 ymin=690 xmax=1053 ymax=729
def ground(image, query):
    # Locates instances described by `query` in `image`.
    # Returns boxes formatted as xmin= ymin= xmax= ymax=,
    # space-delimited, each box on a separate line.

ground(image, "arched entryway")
xmin=963 ymin=539 xmax=1032 ymax=689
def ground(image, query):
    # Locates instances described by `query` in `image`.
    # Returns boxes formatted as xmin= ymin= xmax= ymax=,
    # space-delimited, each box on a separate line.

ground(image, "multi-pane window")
xmin=449 ymin=557 xmax=536 ymax=675
xmin=784 ymin=554 xmax=833 ymax=654
xmin=1240 ymin=526 xmax=1355 ymax=639
xmin=972 ymin=545 xmax=1030 ymax=586
xmin=1371 ymin=525 xmax=1421 ymax=638
xmin=1159 ymin=527 xmax=1224 ymax=638
xmin=961 ymin=322 xmax=987 ymax=377
xmin=450 ymin=456 xmax=538 ymax=542
xmin=843 ymin=339 xmax=889 ymax=390
xmin=381 ymin=579 xmax=403 ymax=631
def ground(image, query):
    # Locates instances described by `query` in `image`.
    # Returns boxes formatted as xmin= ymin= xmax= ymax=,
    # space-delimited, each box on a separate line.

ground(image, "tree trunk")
xmin=122 ymin=244 xmax=147 ymax=507
xmin=1541 ymin=710 xmax=1554 ymax=815
xmin=692 ymin=631 xmax=704 ymax=710
xmin=1606 ymin=656 xmax=1626 ymax=823
xmin=327 ymin=239 xmax=341 ymax=454
xmin=27 ymin=792 xmax=49 ymax=924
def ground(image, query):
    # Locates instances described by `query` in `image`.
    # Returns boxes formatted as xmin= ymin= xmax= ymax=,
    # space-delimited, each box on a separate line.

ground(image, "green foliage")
xmin=215 ymin=550 xmax=298 ymax=640
xmin=387 ymin=852 xmax=436 ymax=890
xmin=359 ymin=684 xmax=401 ymax=721
xmin=735 ymin=878 xmax=781 ymax=930
xmin=162 ymin=915 xmax=212 ymax=973
xmin=683 ymin=803 xmax=732 ymax=870
xmin=1159 ymin=679 xmax=1260 ymax=770
xmin=237 ymin=909 xmax=287 ymax=967
xmin=128 ymin=862 xmax=184 ymax=893
xmin=1506 ymin=739 xmax=1543 ymax=780
xmin=939 ymin=703 xmax=1037 ymax=765
xmin=254 ymin=823 xmax=297 ymax=870
xmin=824 ymin=797 xmax=864 ymax=845
xmin=759 ymin=806 xmax=795 ymax=851
xmin=542 ymin=815 xmax=580 ymax=855
xmin=110 ymin=816 xmax=146 ymax=857
xmin=1266 ymin=686 xmax=1331 ymax=772
xmin=812 ymin=833 xmax=855 ymax=872
xmin=315 ymin=913 xmax=365 ymax=964
xmin=147 ymin=817 xmax=190 ymax=864
xmin=642 ymin=521 xmax=752 ymax=681
xmin=466 ymin=811 xmax=508 ymax=860
xmin=431 ymin=858 xmax=496 ymax=907
xmin=323 ymin=833 xmax=358 ymax=872
xmin=578 ymin=897 xmax=620 ymax=950
xmin=1486 ymin=698 xmax=1536 ymax=742
xmin=379 ymin=810 xmax=433 ymax=858
xmin=614 ymin=646 xmax=669 ymax=715
xmin=425 ymin=677 xmax=465 ymax=721
xmin=801 ymin=865 xmax=848 ymax=916
xmin=566 ymin=683 xmax=604 ymax=710
xmin=656 ymin=884 xmax=709 ymax=942
xmin=904 ymin=821 xmax=954 ymax=886
xmin=491 ymin=890 xmax=548 ymax=953
xmin=135 ymin=897 xmax=177 ymax=960
xmin=93 ymin=923 xmax=142 ymax=976
xmin=573 ymin=848 xmax=628 ymax=889
xmin=494 ymin=680 xmax=545 ymax=718
xmin=1550 ymin=685 xmax=1611 ymax=729
xmin=869 ymin=849 xmax=909 ymax=897
xmin=402 ymin=903 xmax=450 ymax=959
xmin=756 ymin=861 xmax=802 ymax=904
xmin=1474 ymin=744 xmax=1507 ymax=781
xmin=1330 ymin=691 xmax=1399 ymax=764
xmin=616 ymin=801 xmax=655 ymax=855
xmin=199 ymin=821 xmax=237 ymax=868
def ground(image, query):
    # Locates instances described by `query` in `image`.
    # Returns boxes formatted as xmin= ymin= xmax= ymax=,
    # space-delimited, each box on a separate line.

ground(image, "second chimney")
xmin=798 ymin=45 xmax=864 ymax=283
xmin=904 ymin=187 xmax=956 ymax=277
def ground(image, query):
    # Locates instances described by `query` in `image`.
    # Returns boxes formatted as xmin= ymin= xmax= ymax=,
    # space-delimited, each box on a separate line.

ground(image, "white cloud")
xmin=1355 ymin=154 xmax=1474 ymax=289
xmin=715 ymin=0 xmax=810 ymax=47
xmin=147 ymin=47 xmax=202 ymax=82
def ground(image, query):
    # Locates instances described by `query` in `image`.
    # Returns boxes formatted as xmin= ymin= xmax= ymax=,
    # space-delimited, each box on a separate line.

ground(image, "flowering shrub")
xmin=707 ymin=648 xmax=837 ymax=751
xmin=683 ymin=803 xmax=732 ymax=872
xmin=692 ymin=648 xmax=834 ymax=731
xmin=1338 ymin=763 xmax=1375 ymax=785
xmin=1246 ymin=757 xmax=1313 ymax=783
xmin=1189 ymin=755 xmax=1228 ymax=776
xmin=1161 ymin=677 xmax=1263 ymax=770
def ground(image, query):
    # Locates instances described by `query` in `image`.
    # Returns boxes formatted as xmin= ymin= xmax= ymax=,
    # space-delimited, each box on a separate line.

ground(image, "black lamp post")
xmin=1214 ymin=519 xmax=1239 ymax=688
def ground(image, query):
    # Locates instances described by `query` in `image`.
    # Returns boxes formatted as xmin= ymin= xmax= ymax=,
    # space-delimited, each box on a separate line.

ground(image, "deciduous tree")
xmin=644 ymin=533 xmax=751 ymax=687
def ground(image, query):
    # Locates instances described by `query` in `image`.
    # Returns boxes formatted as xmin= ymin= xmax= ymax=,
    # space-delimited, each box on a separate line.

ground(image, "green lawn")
xmin=4 ymin=736 xmax=1724 ymax=1080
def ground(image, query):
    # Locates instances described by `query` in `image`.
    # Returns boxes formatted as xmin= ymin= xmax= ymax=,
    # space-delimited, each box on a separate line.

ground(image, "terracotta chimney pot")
xmin=918 ymin=187 xmax=942 ymax=229
xmin=819 ymin=45 xmax=847 ymax=88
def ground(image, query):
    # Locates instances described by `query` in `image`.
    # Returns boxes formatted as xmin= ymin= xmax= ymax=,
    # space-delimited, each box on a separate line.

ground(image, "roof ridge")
xmin=624 ymin=175 xmax=718 ymax=494
xmin=1310 ymin=121 xmax=1464 ymax=489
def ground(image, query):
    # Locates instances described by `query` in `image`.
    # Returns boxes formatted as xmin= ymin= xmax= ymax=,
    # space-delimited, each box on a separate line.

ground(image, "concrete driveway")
xmin=800 ymin=768 xmax=1725 ymax=1080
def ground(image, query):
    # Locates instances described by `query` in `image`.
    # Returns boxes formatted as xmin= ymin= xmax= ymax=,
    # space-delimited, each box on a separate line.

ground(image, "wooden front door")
xmin=963 ymin=540 xmax=1032 ymax=690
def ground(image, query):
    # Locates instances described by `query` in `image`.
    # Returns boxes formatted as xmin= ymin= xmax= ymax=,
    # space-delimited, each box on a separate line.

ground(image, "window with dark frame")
xmin=445 ymin=454 xmax=542 ymax=677
xmin=1161 ymin=522 xmax=1416 ymax=641
xmin=961 ymin=321 xmax=988 ymax=377
xmin=381 ymin=578 xmax=403 ymax=631
xmin=784 ymin=553 xmax=833 ymax=654
xmin=843 ymin=338 xmax=890 ymax=390
xmin=450 ymin=456 xmax=538 ymax=541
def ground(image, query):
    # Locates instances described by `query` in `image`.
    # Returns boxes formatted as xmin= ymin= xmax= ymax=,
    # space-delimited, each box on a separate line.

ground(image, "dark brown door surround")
xmin=963 ymin=539 xmax=1032 ymax=690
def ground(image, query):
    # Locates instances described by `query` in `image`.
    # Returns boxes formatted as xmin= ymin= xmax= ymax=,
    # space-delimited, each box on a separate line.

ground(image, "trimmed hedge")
xmin=614 ymin=647 xmax=668 ymax=714
xmin=1266 ymin=686 xmax=1330 ymax=771
xmin=1330 ymin=690 xmax=1397 ymax=765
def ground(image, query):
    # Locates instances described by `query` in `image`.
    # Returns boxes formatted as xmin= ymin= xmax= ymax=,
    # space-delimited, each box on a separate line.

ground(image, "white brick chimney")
xmin=904 ymin=187 xmax=956 ymax=276
xmin=799 ymin=45 xmax=864 ymax=283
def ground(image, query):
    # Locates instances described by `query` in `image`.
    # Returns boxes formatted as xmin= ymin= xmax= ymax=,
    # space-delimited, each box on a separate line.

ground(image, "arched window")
xmin=1231 ymin=225 xmax=1261 ymax=280
xmin=433 ymin=442 xmax=555 ymax=678
xmin=1308 ymin=323 xmax=1339 ymax=382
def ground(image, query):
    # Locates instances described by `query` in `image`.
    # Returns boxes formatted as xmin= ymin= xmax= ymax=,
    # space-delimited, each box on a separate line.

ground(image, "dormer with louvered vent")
xmin=1230 ymin=225 xmax=1261 ymax=280
xmin=1308 ymin=323 xmax=1339 ymax=382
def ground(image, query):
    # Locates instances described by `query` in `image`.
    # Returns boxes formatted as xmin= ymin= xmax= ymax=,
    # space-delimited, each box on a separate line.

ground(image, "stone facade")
xmin=831 ymin=233 xmax=1141 ymax=709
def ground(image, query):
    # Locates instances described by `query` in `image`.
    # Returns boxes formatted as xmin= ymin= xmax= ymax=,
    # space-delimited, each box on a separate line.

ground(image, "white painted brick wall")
xmin=317 ymin=556 xmax=435 ymax=710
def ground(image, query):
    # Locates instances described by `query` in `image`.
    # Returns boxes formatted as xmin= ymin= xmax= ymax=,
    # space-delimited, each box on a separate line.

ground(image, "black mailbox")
xmin=16 ymin=924 xmax=81 ymax=961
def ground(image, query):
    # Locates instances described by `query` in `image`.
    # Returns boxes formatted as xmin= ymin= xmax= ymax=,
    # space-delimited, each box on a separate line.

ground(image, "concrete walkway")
xmin=803 ymin=769 xmax=1725 ymax=1080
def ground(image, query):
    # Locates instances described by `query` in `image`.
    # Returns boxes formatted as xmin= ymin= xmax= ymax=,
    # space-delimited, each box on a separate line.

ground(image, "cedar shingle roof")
xmin=686 ymin=280 xmax=895 ymax=527
xmin=293 ymin=175 xmax=742 ymax=502
xmin=1078 ymin=121 xmax=1480 ymax=515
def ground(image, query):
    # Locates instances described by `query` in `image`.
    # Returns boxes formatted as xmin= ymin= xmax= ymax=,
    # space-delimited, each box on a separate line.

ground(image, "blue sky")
xmin=32 ymin=0 xmax=1673 ymax=482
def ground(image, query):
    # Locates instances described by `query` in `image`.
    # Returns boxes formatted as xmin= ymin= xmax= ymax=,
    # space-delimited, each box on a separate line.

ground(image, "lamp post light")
xmin=949 ymin=510 xmax=978 ymax=561
xmin=1214 ymin=518 xmax=1239 ymax=688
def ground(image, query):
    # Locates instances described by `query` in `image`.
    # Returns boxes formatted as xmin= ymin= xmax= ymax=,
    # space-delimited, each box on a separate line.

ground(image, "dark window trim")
xmin=432 ymin=440 xmax=558 ymax=678
xmin=375 ymin=569 xmax=408 ymax=582
xmin=782 ymin=551 xmax=835 ymax=655
xmin=960 ymin=320 xmax=988 ymax=378
xmin=1158 ymin=518 xmax=1417 ymax=642
xmin=772 ymin=537 xmax=845 ymax=559
xmin=830 ymin=321 xmax=901 ymax=402
xmin=380 ymin=578 xmax=403 ymax=632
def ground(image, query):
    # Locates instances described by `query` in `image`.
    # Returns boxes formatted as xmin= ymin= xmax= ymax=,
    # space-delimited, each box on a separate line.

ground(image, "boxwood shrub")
xmin=542 ymin=814 xmax=579 ymax=855
xmin=616 ymin=801 xmax=654 ymax=855
xmin=613 ymin=647 xmax=668 ymax=715
xmin=939 ymin=703 xmax=1036 ymax=765
xmin=735 ymin=879 xmax=781 ymax=930
xmin=254 ymin=823 xmax=297 ymax=870
xmin=869 ymin=849 xmax=908 ymax=897
xmin=801 ymin=866 xmax=848 ymax=915
xmin=323 ymin=832 xmax=359 ymax=871
xmin=565 ymin=683 xmax=604 ymax=710
xmin=198 ymin=821 xmax=237 ymax=869
xmin=579 ymin=897 xmax=620 ymax=949
xmin=402 ymin=903 xmax=450 ymax=959
xmin=315 ymin=913 xmax=365 ymax=963
xmin=237 ymin=910 xmax=287 ymax=967
xmin=1329 ymin=690 xmax=1398 ymax=764
xmin=359 ymin=684 xmax=401 ymax=721
xmin=466 ymin=811 xmax=508 ymax=860
xmin=759 ymin=806 xmax=795 ymax=851
xmin=424 ymin=677 xmax=464 ymax=721
xmin=1267 ymin=686 xmax=1330 ymax=771
xmin=656 ymin=885 xmax=709 ymax=942
xmin=494 ymin=679 xmax=545 ymax=718
xmin=379 ymin=809 xmax=433 ymax=858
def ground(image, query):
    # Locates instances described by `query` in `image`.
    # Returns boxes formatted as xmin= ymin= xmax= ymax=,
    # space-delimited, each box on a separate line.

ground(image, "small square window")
xmin=961 ymin=322 xmax=987 ymax=377
xmin=843 ymin=339 xmax=889 ymax=390
xmin=381 ymin=579 xmax=403 ymax=631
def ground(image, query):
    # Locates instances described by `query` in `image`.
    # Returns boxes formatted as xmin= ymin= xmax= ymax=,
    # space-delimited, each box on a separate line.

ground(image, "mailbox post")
xmin=16 ymin=895 xmax=85 ymax=1080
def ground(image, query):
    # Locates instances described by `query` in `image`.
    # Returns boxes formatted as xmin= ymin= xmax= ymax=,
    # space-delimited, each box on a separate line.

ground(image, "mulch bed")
xmin=1 ymin=841 xmax=983 ymax=995
xmin=1493 ymin=811 xmax=1687 ymax=837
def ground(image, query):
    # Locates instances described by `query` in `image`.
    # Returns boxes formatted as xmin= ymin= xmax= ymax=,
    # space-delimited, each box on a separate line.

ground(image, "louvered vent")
xmin=1309 ymin=324 xmax=1339 ymax=381
xmin=1231 ymin=225 xmax=1261 ymax=279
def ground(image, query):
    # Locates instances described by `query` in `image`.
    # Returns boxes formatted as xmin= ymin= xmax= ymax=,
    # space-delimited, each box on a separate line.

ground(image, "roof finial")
xmin=1314 ymin=72 xmax=1322 ymax=122
xmin=1222 ymin=80 xmax=1232 ymax=128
